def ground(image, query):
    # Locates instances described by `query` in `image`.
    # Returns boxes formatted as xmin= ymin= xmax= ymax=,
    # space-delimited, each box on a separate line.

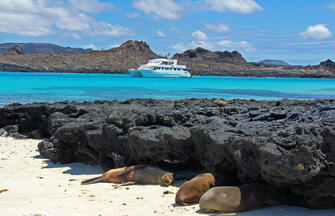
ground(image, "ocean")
xmin=1 ymin=72 xmax=335 ymax=106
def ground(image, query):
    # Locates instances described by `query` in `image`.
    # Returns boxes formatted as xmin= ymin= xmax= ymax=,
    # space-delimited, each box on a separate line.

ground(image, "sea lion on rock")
xmin=81 ymin=165 xmax=174 ymax=186
xmin=175 ymin=173 xmax=215 ymax=206
xmin=199 ymin=182 xmax=285 ymax=213
xmin=214 ymin=99 xmax=228 ymax=107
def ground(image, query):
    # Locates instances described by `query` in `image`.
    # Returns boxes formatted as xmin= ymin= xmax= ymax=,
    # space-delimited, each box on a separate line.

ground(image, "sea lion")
xmin=199 ymin=182 xmax=285 ymax=213
xmin=214 ymin=99 xmax=228 ymax=107
xmin=175 ymin=173 xmax=215 ymax=206
xmin=81 ymin=165 xmax=174 ymax=186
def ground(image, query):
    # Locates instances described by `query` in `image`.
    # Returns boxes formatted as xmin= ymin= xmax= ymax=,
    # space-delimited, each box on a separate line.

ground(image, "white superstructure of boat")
xmin=128 ymin=59 xmax=191 ymax=78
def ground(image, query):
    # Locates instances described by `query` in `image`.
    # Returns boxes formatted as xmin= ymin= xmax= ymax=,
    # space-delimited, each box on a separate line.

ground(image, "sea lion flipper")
xmin=81 ymin=176 xmax=102 ymax=185
xmin=116 ymin=165 xmax=148 ymax=177
xmin=120 ymin=182 xmax=136 ymax=186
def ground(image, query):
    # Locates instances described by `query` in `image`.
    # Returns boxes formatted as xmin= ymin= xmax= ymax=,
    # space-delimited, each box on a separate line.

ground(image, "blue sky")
xmin=0 ymin=0 xmax=334 ymax=65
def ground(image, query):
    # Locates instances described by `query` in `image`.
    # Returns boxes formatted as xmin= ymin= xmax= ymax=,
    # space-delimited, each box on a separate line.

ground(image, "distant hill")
xmin=172 ymin=47 xmax=252 ymax=70
xmin=0 ymin=43 xmax=92 ymax=54
xmin=0 ymin=40 xmax=159 ymax=73
xmin=0 ymin=40 xmax=334 ymax=78
xmin=260 ymin=60 xmax=290 ymax=66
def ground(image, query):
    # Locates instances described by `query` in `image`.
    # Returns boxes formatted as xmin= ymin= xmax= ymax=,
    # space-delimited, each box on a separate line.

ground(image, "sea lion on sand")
xmin=81 ymin=165 xmax=174 ymax=186
xmin=199 ymin=182 xmax=285 ymax=213
xmin=175 ymin=173 xmax=215 ymax=206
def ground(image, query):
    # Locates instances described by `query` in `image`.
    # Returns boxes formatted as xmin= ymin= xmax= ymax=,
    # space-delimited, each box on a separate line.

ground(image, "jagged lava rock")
xmin=1 ymin=98 xmax=335 ymax=208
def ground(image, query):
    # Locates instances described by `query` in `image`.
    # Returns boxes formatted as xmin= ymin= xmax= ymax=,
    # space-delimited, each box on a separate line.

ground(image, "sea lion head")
xmin=161 ymin=172 xmax=174 ymax=185
xmin=198 ymin=173 xmax=215 ymax=187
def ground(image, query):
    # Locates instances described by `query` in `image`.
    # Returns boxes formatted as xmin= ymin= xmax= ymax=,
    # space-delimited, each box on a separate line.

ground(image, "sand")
xmin=0 ymin=136 xmax=334 ymax=216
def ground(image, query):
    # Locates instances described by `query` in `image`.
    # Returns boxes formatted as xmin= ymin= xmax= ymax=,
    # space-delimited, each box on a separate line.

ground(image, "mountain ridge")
xmin=259 ymin=59 xmax=290 ymax=66
xmin=0 ymin=43 xmax=92 ymax=54
xmin=0 ymin=40 xmax=334 ymax=78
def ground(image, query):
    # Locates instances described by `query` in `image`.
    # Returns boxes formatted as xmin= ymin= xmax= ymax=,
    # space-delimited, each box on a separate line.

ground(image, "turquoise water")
xmin=1 ymin=72 xmax=335 ymax=106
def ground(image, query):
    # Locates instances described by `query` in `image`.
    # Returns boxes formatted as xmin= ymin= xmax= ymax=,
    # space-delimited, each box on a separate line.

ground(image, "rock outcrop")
xmin=0 ymin=40 xmax=159 ymax=74
xmin=172 ymin=47 xmax=252 ymax=70
xmin=318 ymin=59 xmax=335 ymax=72
xmin=4 ymin=45 xmax=25 ymax=55
xmin=1 ymin=98 xmax=335 ymax=209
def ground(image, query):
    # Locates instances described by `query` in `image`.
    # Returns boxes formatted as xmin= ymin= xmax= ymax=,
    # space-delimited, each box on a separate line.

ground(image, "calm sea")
xmin=1 ymin=72 xmax=335 ymax=106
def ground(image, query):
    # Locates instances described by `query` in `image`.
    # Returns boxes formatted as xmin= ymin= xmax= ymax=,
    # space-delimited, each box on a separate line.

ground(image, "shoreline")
xmin=2 ymin=70 xmax=335 ymax=79
xmin=1 ymin=69 xmax=335 ymax=79
xmin=1 ymin=136 xmax=334 ymax=216
xmin=1 ymin=98 xmax=335 ymax=212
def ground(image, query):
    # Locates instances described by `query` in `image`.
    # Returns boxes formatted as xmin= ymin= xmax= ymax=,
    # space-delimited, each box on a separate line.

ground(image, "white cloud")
xmin=173 ymin=39 xmax=256 ymax=53
xmin=301 ymin=24 xmax=332 ymax=39
xmin=190 ymin=40 xmax=214 ymax=50
xmin=92 ymin=22 xmax=133 ymax=37
xmin=218 ymin=40 xmax=256 ymax=52
xmin=192 ymin=30 xmax=209 ymax=41
xmin=108 ymin=44 xmax=121 ymax=49
xmin=172 ymin=43 xmax=189 ymax=52
xmin=82 ymin=44 xmax=98 ymax=50
xmin=171 ymin=27 xmax=183 ymax=34
xmin=206 ymin=23 xmax=230 ymax=33
xmin=327 ymin=3 xmax=335 ymax=11
xmin=133 ymin=0 xmax=183 ymax=20
xmin=69 ymin=0 xmax=115 ymax=13
xmin=156 ymin=30 xmax=166 ymax=37
xmin=205 ymin=0 xmax=263 ymax=14
xmin=0 ymin=0 xmax=133 ymax=37
xmin=127 ymin=12 xmax=141 ymax=18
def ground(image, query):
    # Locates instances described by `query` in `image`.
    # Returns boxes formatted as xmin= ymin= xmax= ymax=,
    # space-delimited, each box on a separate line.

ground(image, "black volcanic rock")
xmin=4 ymin=45 xmax=25 ymax=55
xmin=1 ymin=98 xmax=335 ymax=209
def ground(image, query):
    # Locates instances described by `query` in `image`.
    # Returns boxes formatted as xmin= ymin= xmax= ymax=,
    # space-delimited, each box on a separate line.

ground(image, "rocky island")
xmin=1 ymin=98 xmax=335 ymax=209
xmin=0 ymin=40 xmax=334 ymax=78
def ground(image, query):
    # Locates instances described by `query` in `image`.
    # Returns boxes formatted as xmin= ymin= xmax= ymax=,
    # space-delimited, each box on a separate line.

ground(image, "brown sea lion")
xmin=214 ymin=99 xmax=229 ymax=107
xmin=81 ymin=165 xmax=174 ymax=186
xmin=175 ymin=173 xmax=215 ymax=206
xmin=199 ymin=182 xmax=285 ymax=213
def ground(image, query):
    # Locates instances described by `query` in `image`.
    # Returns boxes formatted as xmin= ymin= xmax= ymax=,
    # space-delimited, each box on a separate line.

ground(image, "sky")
xmin=0 ymin=0 xmax=334 ymax=65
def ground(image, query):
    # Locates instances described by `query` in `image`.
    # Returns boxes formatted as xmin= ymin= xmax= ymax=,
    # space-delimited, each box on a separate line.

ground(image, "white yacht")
xmin=128 ymin=59 xmax=191 ymax=78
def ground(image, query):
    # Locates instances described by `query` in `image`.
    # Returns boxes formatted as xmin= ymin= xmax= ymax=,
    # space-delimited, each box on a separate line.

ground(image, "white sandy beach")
xmin=0 ymin=136 xmax=334 ymax=216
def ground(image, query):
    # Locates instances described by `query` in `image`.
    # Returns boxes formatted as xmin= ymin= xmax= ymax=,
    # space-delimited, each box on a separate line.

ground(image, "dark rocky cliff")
xmin=1 ymin=98 xmax=335 ymax=209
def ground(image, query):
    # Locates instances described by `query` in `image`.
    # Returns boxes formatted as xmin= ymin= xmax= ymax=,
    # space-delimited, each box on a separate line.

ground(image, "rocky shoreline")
xmin=1 ymin=40 xmax=334 ymax=78
xmin=1 ymin=98 xmax=335 ymax=209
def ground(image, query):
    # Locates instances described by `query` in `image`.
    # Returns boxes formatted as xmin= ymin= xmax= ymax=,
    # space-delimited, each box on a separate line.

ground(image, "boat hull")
xmin=140 ymin=69 xmax=191 ymax=78
xmin=128 ymin=69 xmax=143 ymax=77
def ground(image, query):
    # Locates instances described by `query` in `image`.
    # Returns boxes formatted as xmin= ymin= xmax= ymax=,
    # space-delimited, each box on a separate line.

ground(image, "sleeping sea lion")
xmin=175 ymin=173 xmax=215 ymax=206
xmin=81 ymin=165 xmax=174 ymax=186
xmin=199 ymin=182 xmax=285 ymax=213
